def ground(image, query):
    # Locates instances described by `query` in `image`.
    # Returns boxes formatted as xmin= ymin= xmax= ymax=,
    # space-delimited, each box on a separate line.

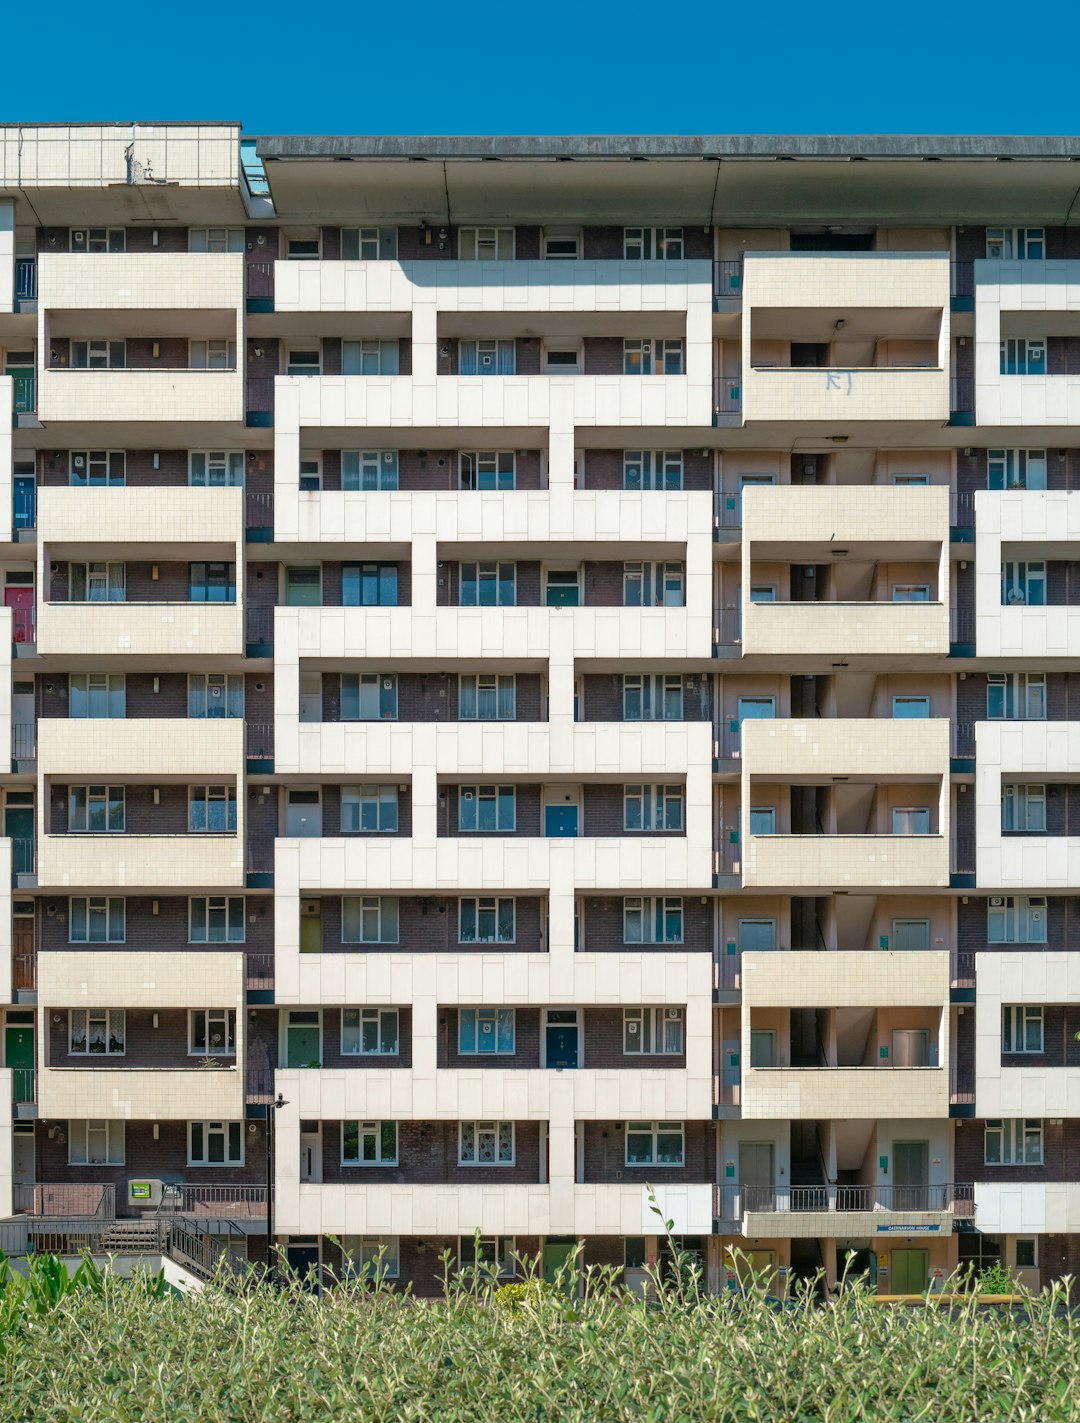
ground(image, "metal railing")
xmin=11 ymin=1068 xmax=34 ymax=1105
xmin=11 ymin=608 xmax=34 ymax=645
xmin=245 ymin=721 xmax=274 ymax=759
xmin=246 ymin=951 xmax=275 ymax=990
xmin=10 ymin=840 xmax=35 ymax=878
xmin=950 ymin=376 xmax=974 ymax=413
xmin=716 ymin=1182 xmax=973 ymax=1218
xmin=245 ymin=607 xmax=274 ymax=646
xmin=246 ymin=836 xmax=275 ymax=874
xmin=713 ymin=609 xmax=742 ymax=650
xmin=713 ymin=376 xmax=742 ymax=414
xmin=951 ymin=837 xmax=975 ymax=874
xmin=14 ymin=1183 xmax=115 ymax=1217
xmin=713 ymin=259 xmax=743 ymax=299
xmin=951 ymin=723 xmax=975 ymax=758
xmin=951 ymin=951 xmax=975 ymax=988
xmin=951 ymin=260 xmax=974 ymax=299
xmin=158 ymin=1185 xmax=267 ymax=1218
xmin=713 ymin=722 xmax=742 ymax=761
xmin=11 ymin=724 xmax=35 ymax=761
xmin=950 ymin=490 xmax=975 ymax=526
xmin=12 ymin=950 xmax=35 ymax=991
xmin=950 ymin=607 xmax=974 ymax=645
xmin=246 ymin=260 xmax=274 ymax=299
xmin=950 ymin=1064 xmax=976 ymax=1106
xmin=14 ymin=258 xmax=37 ymax=302
xmin=246 ymin=376 xmax=275 ymax=414
xmin=245 ymin=490 xmax=274 ymax=529
xmin=245 ymin=1065 xmax=276 ymax=1101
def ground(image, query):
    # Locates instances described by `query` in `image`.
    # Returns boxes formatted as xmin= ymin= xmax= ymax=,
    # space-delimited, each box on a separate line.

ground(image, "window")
xmin=342 ymin=1120 xmax=398 ymax=1166
xmin=459 ymin=227 xmax=515 ymax=261
xmin=69 ymin=897 xmax=125 ymax=944
xmin=1002 ymin=561 xmax=1046 ymax=607
xmin=623 ymin=897 xmax=683 ymax=944
xmin=188 ymin=786 xmax=237 ymax=833
xmin=286 ymin=236 xmax=320 ymax=259
xmin=460 ymin=452 xmax=515 ymax=491
xmin=341 ymin=1008 xmax=399 ymax=1056
xmin=188 ymin=673 xmax=244 ymax=719
xmin=189 ymin=1121 xmax=243 ymax=1166
xmin=988 ymin=896 xmax=1047 ymax=945
xmin=341 ymin=785 xmax=398 ymax=833
xmin=892 ymin=696 xmax=931 ymax=718
xmin=623 ymin=450 xmax=683 ymax=491
xmin=189 ymin=340 xmax=236 ymax=370
xmin=623 ymin=674 xmax=684 ymax=721
xmin=625 ymin=1121 xmax=685 ymax=1166
xmin=68 ymin=785 xmax=124 ymax=833
xmin=460 ymin=561 xmax=516 ymax=607
xmin=189 ymin=1009 xmax=237 ymax=1056
xmin=543 ymin=346 xmax=582 ymax=374
xmin=69 ymin=1009 xmax=125 ymax=1056
xmin=342 ymin=563 xmax=399 ymax=607
xmin=458 ymin=1008 xmax=515 ymax=1055
xmin=341 ymin=896 xmax=400 ymax=944
xmin=623 ymin=339 xmax=684 ymax=375
xmin=287 ymin=349 xmax=321 ymax=376
xmin=738 ymin=919 xmax=776 ymax=952
xmin=1000 ymin=338 xmax=1046 ymax=376
xmin=1002 ymin=784 xmax=1047 ymax=833
xmin=458 ymin=785 xmax=516 ymax=833
xmin=189 ymin=562 xmax=236 ymax=603
xmin=459 ymin=339 xmax=515 ymax=375
xmin=69 ymin=451 xmax=124 ymax=487
xmin=892 ymin=807 xmax=930 ymax=835
xmin=623 ymin=1007 xmax=684 ymax=1055
xmin=624 ymin=228 xmax=684 ymax=260
xmin=69 ymin=674 xmax=125 ymax=722
xmin=342 ymin=451 xmax=399 ymax=491
xmin=459 ymin=897 xmax=515 ymax=944
xmin=987 ymin=672 xmax=1046 ymax=721
xmin=543 ymin=229 xmax=581 ymax=259
xmin=70 ymin=562 xmax=124 ymax=602
xmin=892 ymin=919 xmax=930 ymax=951
xmin=988 ymin=449 xmax=1047 ymax=491
xmin=70 ymin=227 xmax=124 ymax=253
xmin=189 ymin=228 xmax=245 ymax=253
xmin=749 ymin=585 xmax=776 ymax=603
xmin=459 ymin=674 xmax=515 ymax=721
xmin=986 ymin=227 xmax=1045 ymax=260
xmin=891 ymin=472 xmax=930 ymax=485
xmin=341 ymin=673 xmax=398 ymax=721
xmin=342 ymin=1236 xmax=400 ymax=1278
xmin=299 ymin=457 xmax=321 ymax=491
xmin=750 ymin=1030 xmax=777 ymax=1067
xmin=343 ymin=340 xmax=399 ymax=375
xmin=623 ymin=785 xmax=684 ymax=832
xmin=1002 ymin=1006 xmax=1044 ymax=1054
xmin=1015 ymin=1238 xmax=1038 ymax=1269
xmin=984 ymin=1119 xmax=1043 ymax=1166
xmin=458 ymin=1236 xmax=516 ymax=1275
xmin=544 ymin=568 xmax=581 ymax=606
xmin=189 ymin=897 xmax=245 ymax=943
xmin=891 ymin=584 xmax=931 ymax=602
xmin=70 ymin=340 xmax=125 ymax=369
xmin=748 ymin=807 xmax=776 ymax=834
xmin=69 ymin=1120 xmax=124 ymax=1165
xmin=189 ymin=451 xmax=244 ymax=487
xmin=623 ymin=562 xmax=685 ymax=607
xmin=341 ymin=228 xmax=398 ymax=260
xmin=459 ymin=1121 xmax=514 ymax=1165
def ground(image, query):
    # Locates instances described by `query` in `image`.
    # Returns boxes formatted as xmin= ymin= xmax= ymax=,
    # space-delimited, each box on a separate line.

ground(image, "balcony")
xmin=37 ymin=718 xmax=243 ymax=780
xmin=741 ymin=1064 xmax=949 ymax=1119
xmin=743 ymin=833 xmax=949 ymax=890
xmin=39 ymin=252 xmax=243 ymax=315
xmin=36 ymin=601 xmax=243 ymax=658
xmin=741 ymin=599 xmax=949 ymax=658
xmin=37 ymin=1064 xmax=242 ymax=1120
xmin=37 ymin=833 xmax=244 ymax=890
xmin=742 ymin=951 xmax=950 ymax=1008
xmin=14 ymin=257 xmax=37 ymax=309
xmin=11 ymin=1181 xmax=266 ymax=1222
xmin=37 ymin=951 xmax=245 ymax=1010
xmin=740 ymin=717 xmax=949 ymax=781
xmin=38 ymin=487 xmax=243 ymax=549
xmin=741 ymin=483 xmax=949 ymax=551
xmin=37 ymin=370 xmax=243 ymax=425
xmin=717 ymin=1182 xmax=971 ymax=1237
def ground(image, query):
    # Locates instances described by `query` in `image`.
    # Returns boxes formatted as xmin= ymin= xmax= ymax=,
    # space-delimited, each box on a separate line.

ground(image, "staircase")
xmin=790 ymin=1122 xmax=828 ymax=1211
xmin=99 ymin=1218 xmax=169 ymax=1253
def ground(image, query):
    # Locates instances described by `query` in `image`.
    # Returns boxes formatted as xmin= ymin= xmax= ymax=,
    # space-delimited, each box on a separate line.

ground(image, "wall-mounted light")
xmin=253 ymin=347 xmax=265 ymax=358
xmin=152 ymin=452 xmax=160 ymax=470
xmin=152 ymin=676 xmax=160 ymax=694
xmin=152 ymin=342 xmax=160 ymax=359
xmin=152 ymin=229 xmax=159 ymax=247
xmin=151 ymin=564 xmax=159 ymax=581
xmin=153 ymin=1123 xmax=159 ymax=1140
xmin=51 ymin=1013 xmax=61 ymax=1024
xmin=153 ymin=789 xmax=160 ymax=806
xmin=152 ymin=899 xmax=159 ymax=915
xmin=152 ymin=1012 xmax=159 ymax=1029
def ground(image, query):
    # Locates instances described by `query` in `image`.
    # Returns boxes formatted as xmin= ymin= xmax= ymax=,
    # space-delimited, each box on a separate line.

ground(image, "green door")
xmin=286 ymin=1013 xmax=321 ymax=1067
xmin=7 ymin=366 xmax=35 ymax=416
xmin=5 ymin=1022 xmax=33 ymax=1104
xmin=543 ymin=1239 xmax=578 ymax=1293
xmin=891 ymin=1249 xmax=928 ymax=1295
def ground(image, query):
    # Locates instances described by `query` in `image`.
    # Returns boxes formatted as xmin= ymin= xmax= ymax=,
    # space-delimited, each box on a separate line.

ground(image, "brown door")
xmin=12 ymin=917 xmax=33 ymax=991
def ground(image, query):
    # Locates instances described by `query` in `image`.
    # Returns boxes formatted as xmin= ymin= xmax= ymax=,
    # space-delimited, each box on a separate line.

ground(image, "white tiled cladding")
xmin=974 ymin=258 xmax=1080 ymax=426
xmin=37 ymin=951 xmax=244 ymax=1009
xmin=35 ymin=602 xmax=243 ymax=657
xmin=740 ymin=1206 xmax=955 ymax=1239
xmin=36 ymin=370 xmax=243 ymax=425
xmin=742 ymin=601 xmax=950 ymax=658
xmin=38 ymin=487 xmax=243 ymax=548
xmin=37 ymin=718 xmax=243 ymax=780
xmin=0 ymin=126 xmax=241 ymax=187
xmin=740 ymin=717 xmax=950 ymax=779
xmin=741 ymin=483 xmax=950 ymax=549
xmin=744 ymin=835 xmax=949 ymax=890
xmin=743 ymin=951 xmax=950 ymax=1009
xmin=740 ymin=367 xmax=948 ymax=426
xmin=974 ymin=490 xmax=1080 ymax=657
xmin=974 ymin=1183 xmax=1080 ymax=1235
xmin=37 ymin=1065 xmax=242 ymax=1120
xmin=37 ymin=835 xmax=244 ymax=890
xmin=742 ymin=251 xmax=950 ymax=311
xmin=974 ymin=721 xmax=1080 ymax=889
xmin=741 ymin=1066 xmax=949 ymax=1120
xmin=281 ymin=722 xmax=708 ymax=780
xmin=38 ymin=252 xmax=243 ymax=312
xmin=975 ymin=951 xmax=1080 ymax=1116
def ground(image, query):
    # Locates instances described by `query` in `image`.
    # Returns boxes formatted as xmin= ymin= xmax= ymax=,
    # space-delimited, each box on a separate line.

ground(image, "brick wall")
xmin=957 ymin=897 xmax=1073 ymax=954
xmin=37 ymin=894 xmax=273 ymax=954
xmin=437 ymin=561 xmax=542 ymax=606
xmin=437 ymin=783 xmax=541 ymax=837
xmin=582 ymin=784 xmax=685 ymax=837
xmin=580 ymin=1120 xmax=711 ymax=1184
xmin=49 ymin=782 xmax=211 ymax=835
xmin=956 ymin=1118 xmax=1080 ymax=1184
xmin=318 ymin=1119 xmax=541 ymax=1185
xmin=440 ymin=1008 xmax=541 ymax=1068
xmin=582 ymin=228 xmax=712 ymax=261
xmin=581 ymin=673 xmax=710 ymax=722
xmin=49 ymin=561 xmax=224 ymax=604
xmin=319 ymin=561 xmax=412 ymax=607
xmin=248 ymin=1006 xmax=414 ymax=1070
xmin=581 ymin=897 xmax=711 ymax=953
xmin=317 ymin=895 xmax=543 ymax=954
xmin=583 ymin=449 xmax=711 ymax=491
xmin=319 ymin=783 xmax=412 ymax=838
xmin=583 ymin=338 xmax=625 ymax=375
xmin=47 ymin=1008 xmax=203 ymax=1068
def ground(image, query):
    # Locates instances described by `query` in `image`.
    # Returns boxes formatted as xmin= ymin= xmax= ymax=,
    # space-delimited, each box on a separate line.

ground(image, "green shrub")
xmin=976 ymin=1260 xmax=1016 ymax=1296
xmin=492 ymin=1279 xmax=553 ymax=1315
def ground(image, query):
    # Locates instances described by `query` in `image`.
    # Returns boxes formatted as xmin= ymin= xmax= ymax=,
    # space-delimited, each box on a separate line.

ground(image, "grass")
xmin=0 ymin=1248 xmax=1077 ymax=1421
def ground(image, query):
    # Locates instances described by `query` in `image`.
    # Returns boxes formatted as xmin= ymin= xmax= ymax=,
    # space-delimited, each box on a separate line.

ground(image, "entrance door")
xmin=285 ymin=1011 xmax=321 ymax=1068
xmin=286 ymin=790 xmax=322 ymax=837
xmin=299 ymin=1123 xmax=323 ymax=1183
xmin=11 ymin=903 xmax=33 ymax=990
xmin=5 ymin=577 xmax=34 ymax=645
xmin=299 ymin=673 xmax=322 ymax=724
xmin=12 ymin=462 xmax=35 ymax=532
xmin=11 ymin=1130 xmax=33 ymax=1200
xmin=892 ymin=1030 xmax=930 ymax=1068
xmin=545 ymin=805 xmax=579 ymax=837
xmin=739 ymin=1141 xmax=775 ymax=1212
xmin=5 ymin=1014 xmax=34 ymax=1105
xmin=735 ymin=1248 xmax=777 ymax=1290
xmin=300 ymin=900 xmax=323 ymax=954
xmin=285 ymin=1239 xmax=321 ymax=1291
xmin=285 ymin=567 xmax=321 ymax=606
xmin=543 ymin=1238 xmax=578 ymax=1293
xmin=4 ymin=353 xmax=35 ymax=417
xmin=544 ymin=1010 xmax=580 ymax=1068
xmin=893 ymin=1140 xmax=929 ymax=1211
xmin=5 ymin=793 xmax=34 ymax=876
xmin=891 ymin=1248 xmax=928 ymax=1295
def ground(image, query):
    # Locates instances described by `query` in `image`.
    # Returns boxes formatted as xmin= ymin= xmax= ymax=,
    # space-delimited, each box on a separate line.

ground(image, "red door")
xmin=5 ymin=586 xmax=33 ymax=644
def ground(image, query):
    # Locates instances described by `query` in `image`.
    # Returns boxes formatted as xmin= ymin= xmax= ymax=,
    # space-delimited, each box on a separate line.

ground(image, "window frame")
xmin=458 ymin=897 xmax=516 ymax=944
xmin=68 ymin=1119 xmax=124 ymax=1166
xmin=988 ymin=449 xmax=1047 ymax=491
xmin=69 ymin=896 xmax=125 ymax=944
xmin=188 ymin=339 xmax=237 ymax=371
xmin=70 ymin=227 xmax=125 ymax=254
xmin=623 ymin=673 xmax=684 ymax=722
xmin=987 ymin=672 xmax=1046 ymax=721
xmin=67 ymin=784 xmax=125 ymax=834
xmin=623 ymin=338 xmax=684 ymax=376
xmin=1001 ymin=783 xmax=1047 ymax=833
xmin=188 ymin=1008 xmax=237 ymax=1056
xmin=459 ymin=561 xmax=516 ymax=607
xmin=987 ymin=896 xmax=1048 ymax=945
xmin=623 ymin=228 xmax=684 ymax=260
xmin=70 ymin=339 xmax=125 ymax=369
xmin=340 ymin=785 xmax=398 ymax=834
xmin=340 ymin=672 xmax=398 ymax=722
xmin=458 ymin=785 xmax=516 ymax=834
xmin=189 ymin=896 xmax=245 ymax=944
xmin=68 ymin=1008 xmax=125 ymax=1057
xmin=187 ymin=673 xmax=244 ymax=720
xmin=341 ymin=450 xmax=399 ymax=491
xmin=624 ymin=1120 xmax=685 ymax=1167
xmin=189 ymin=228 xmax=245 ymax=253
xmin=458 ymin=1007 xmax=516 ymax=1056
xmin=189 ymin=451 xmax=244 ymax=487
xmin=69 ymin=450 xmax=125 ymax=488
xmin=1002 ymin=1005 xmax=1044 ymax=1055
xmin=623 ymin=896 xmax=684 ymax=945
xmin=458 ymin=1120 xmax=515 ymax=1166
xmin=341 ymin=1007 xmax=400 ymax=1057
xmin=188 ymin=785 xmax=237 ymax=834
xmin=623 ymin=784 xmax=685 ymax=832
xmin=458 ymin=227 xmax=515 ymax=261
xmin=458 ymin=673 xmax=516 ymax=721
xmin=984 ymin=1118 xmax=1043 ymax=1166
xmin=342 ymin=1120 xmax=399 ymax=1166
xmin=622 ymin=1007 xmax=684 ymax=1056
xmin=69 ymin=560 xmax=125 ymax=603
xmin=188 ymin=1120 xmax=244 ymax=1167
xmin=341 ymin=227 xmax=398 ymax=261
xmin=623 ymin=450 xmax=683 ymax=492
xmin=341 ymin=896 xmax=400 ymax=945
xmin=459 ymin=451 xmax=516 ymax=491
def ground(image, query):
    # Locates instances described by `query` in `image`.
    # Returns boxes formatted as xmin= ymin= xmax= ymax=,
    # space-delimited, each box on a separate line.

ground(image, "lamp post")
xmin=266 ymin=1091 xmax=288 ymax=1283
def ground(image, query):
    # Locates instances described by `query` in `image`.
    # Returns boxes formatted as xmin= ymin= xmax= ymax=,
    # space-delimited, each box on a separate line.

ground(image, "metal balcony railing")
xmin=12 ymin=950 xmax=35 ymax=991
xmin=245 ymin=491 xmax=274 ymax=530
xmin=13 ymin=1183 xmax=115 ymax=1217
xmin=951 ymin=837 xmax=975 ymax=875
xmin=246 ymin=376 xmax=274 ymax=414
xmin=14 ymin=258 xmax=37 ymax=302
xmin=713 ymin=376 xmax=742 ymax=414
xmin=11 ymin=724 xmax=35 ymax=761
xmin=11 ymin=372 xmax=34 ymax=416
xmin=951 ymin=951 xmax=975 ymax=988
xmin=245 ymin=607 xmax=274 ymax=646
xmin=245 ymin=721 xmax=274 ymax=760
xmin=950 ymin=490 xmax=975 ymax=527
xmin=245 ymin=836 xmax=275 ymax=875
xmin=950 ymin=376 xmax=975 ymax=413
xmin=246 ymin=952 xmax=275 ymax=991
xmin=10 ymin=840 xmax=35 ymax=878
xmin=713 ymin=491 xmax=742 ymax=530
xmin=950 ymin=607 xmax=975 ymax=645
xmin=714 ymin=951 xmax=742 ymax=994
xmin=245 ymin=1065 xmax=276 ymax=1102
xmin=951 ymin=722 xmax=975 ymax=758
xmin=157 ymin=1184 xmax=267 ymax=1218
xmin=11 ymin=607 xmax=34 ymax=645
xmin=713 ymin=259 xmax=743 ymax=300
xmin=246 ymin=261 xmax=274 ymax=300
xmin=715 ymin=1182 xmax=974 ymax=1219
xmin=713 ymin=608 xmax=742 ymax=650
xmin=713 ymin=722 xmax=742 ymax=761
xmin=12 ymin=486 xmax=35 ymax=531
xmin=11 ymin=1068 xmax=34 ymax=1104
xmin=951 ymin=260 xmax=974 ymax=299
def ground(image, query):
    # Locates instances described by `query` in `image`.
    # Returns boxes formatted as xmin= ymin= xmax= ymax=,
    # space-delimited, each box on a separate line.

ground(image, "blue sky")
xmin=7 ymin=0 xmax=1080 ymax=137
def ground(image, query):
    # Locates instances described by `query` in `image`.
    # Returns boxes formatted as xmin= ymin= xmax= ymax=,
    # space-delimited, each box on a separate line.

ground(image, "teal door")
xmin=7 ymin=366 xmax=34 ymax=416
xmin=5 ymin=1022 xmax=33 ymax=1105
xmin=5 ymin=804 xmax=34 ymax=875
xmin=286 ymin=1013 xmax=321 ymax=1067
xmin=545 ymin=1012 xmax=579 ymax=1068
xmin=543 ymin=1239 xmax=578 ymax=1293
xmin=545 ymin=806 xmax=579 ymax=837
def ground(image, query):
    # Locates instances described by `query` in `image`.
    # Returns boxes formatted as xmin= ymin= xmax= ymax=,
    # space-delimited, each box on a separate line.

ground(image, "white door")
xmin=11 ymin=1132 xmax=33 ymax=1190
xmin=300 ymin=1126 xmax=322 ymax=1183
xmin=299 ymin=673 xmax=321 ymax=724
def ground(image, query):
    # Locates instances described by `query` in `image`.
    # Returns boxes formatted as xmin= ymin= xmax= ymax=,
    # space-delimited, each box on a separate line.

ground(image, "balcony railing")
xmin=951 ymin=837 xmax=975 ymax=875
xmin=246 ymin=836 xmax=275 ymax=875
xmin=12 ymin=486 xmax=35 ymax=531
xmin=950 ymin=607 xmax=974 ymax=646
xmin=713 ymin=376 xmax=742 ymax=415
xmin=246 ymin=376 xmax=274 ymax=415
xmin=950 ymin=1063 xmax=975 ymax=1107
xmin=245 ymin=721 xmax=274 ymax=760
xmin=245 ymin=1065 xmax=276 ymax=1102
xmin=245 ymin=491 xmax=274 ymax=530
xmin=245 ymin=607 xmax=274 ymax=647
xmin=713 ymin=722 xmax=742 ymax=762
xmin=11 ymin=1068 xmax=34 ymax=1104
xmin=246 ymin=261 xmax=274 ymax=300
xmin=11 ymin=840 xmax=35 ymax=879
xmin=714 ymin=491 xmax=742 ymax=531
xmin=716 ymin=1182 xmax=974 ymax=1219
xmin=13 ymin=1183 xmax=115 ymax=1217
xmin=11 ymin=724 xmax=35 ymax=761
xmin=11 ymin=607 xmax=35 ymax=645
xmin=951 ymin=261 xmax=974 ymax=300
xmin=715 ymin=950 xmax=742 ymax=994
xmin=11 ymin=372 xmax=35 ymax=416
xmin=713 ymin=260 xmax=743 ymax=300
xmin=951 ymin=951 xmax=975 ymax=988
xmin=950 ymin=376 xmax=974 ymax=414
xmin=157 ymin=1184 xmax=267 ymax=1218
xmin=950 ymin=490 xmax=975 ymax=527
xmin=951 ymin=723 xmax=975 ymax=758
xmin=14 ymin=258 xmax=37 ymax=302
xmin=246 ymin=951 xmax=275 ymax=991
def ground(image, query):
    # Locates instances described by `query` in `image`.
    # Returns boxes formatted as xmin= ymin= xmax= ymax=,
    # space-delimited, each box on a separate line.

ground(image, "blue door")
xmin=545 ymin=805 xmax=579 ymax=837
xmin=12 ymin=475 xmax=35 ymax=532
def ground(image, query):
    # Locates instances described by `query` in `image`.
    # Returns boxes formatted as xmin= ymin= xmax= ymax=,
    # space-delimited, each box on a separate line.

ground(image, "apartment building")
xmin=0 ymin=122 xmax=1077 ymax=1293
